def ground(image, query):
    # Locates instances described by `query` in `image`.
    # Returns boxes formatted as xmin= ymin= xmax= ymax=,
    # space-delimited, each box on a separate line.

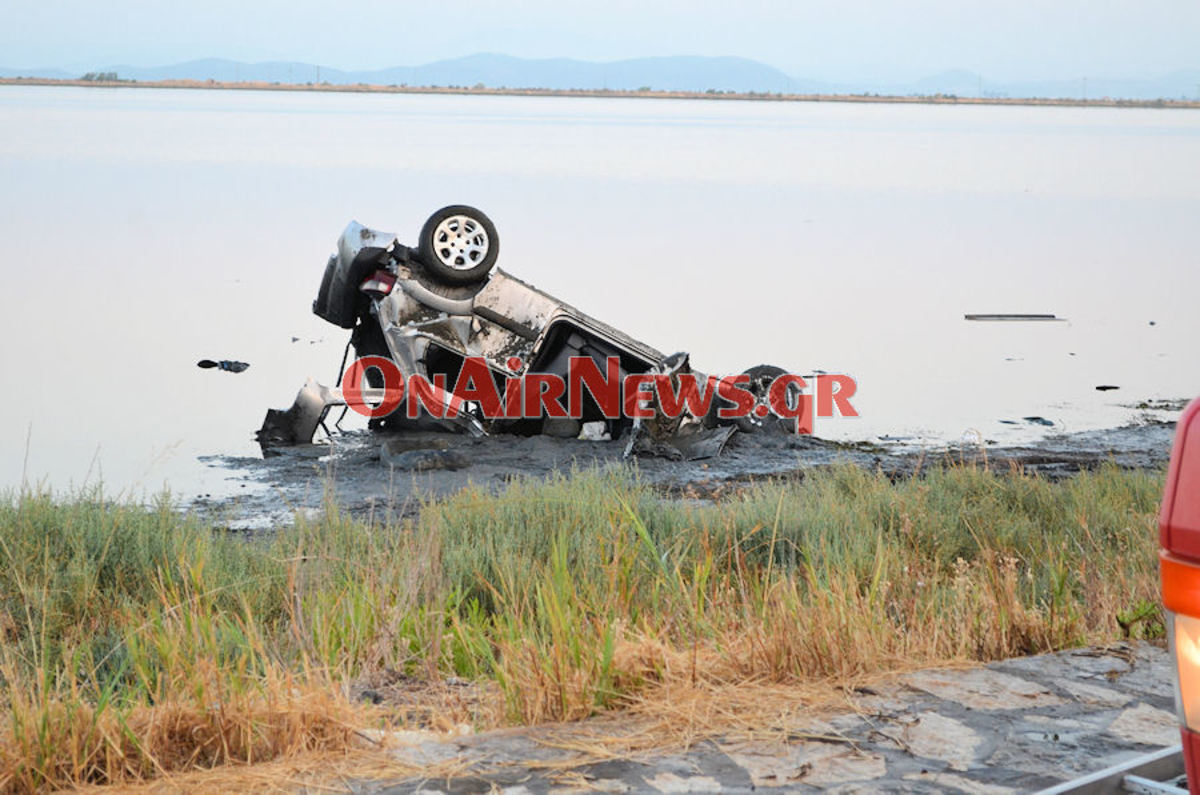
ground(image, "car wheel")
xmin=417 ymin=205 xmax=499 ymax=285
xmin=707 ymin=364 xmax=799 ymax=434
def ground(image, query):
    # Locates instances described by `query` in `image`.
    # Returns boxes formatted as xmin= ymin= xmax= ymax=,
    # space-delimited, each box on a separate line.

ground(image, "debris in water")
xmin=1023 ymin=416 xmax=1055 ymax=426
xmin=198 ymin=359 xmax=250 ymax=373
xmin=1096 ymin=385 xmax=1120 ymax=391
xmin=964 ymin=314 xmax=1064 ymax=322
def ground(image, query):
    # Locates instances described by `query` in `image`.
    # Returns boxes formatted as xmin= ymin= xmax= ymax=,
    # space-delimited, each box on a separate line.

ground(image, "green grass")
xmin=0 ymin=461 xmax=1166 ymax=791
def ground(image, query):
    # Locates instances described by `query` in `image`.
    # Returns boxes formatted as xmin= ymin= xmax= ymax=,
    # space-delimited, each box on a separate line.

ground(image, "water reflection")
xmin=0 ymin=87 xmax=1196 ymax=497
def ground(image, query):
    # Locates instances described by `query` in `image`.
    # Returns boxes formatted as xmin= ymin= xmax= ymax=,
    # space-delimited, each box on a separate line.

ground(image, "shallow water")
xmin=1 ymin=86 xmax=1197 ymax=498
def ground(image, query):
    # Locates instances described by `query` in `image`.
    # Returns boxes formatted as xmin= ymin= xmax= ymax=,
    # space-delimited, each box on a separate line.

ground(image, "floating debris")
xmin=1096 ymin=385 xmax=1120 ymax=392
xmin=198 ymin=359 xmax=250 ymax=373
xmin=964 ymin=314 xmax=1064 ymax=322
xmin=1023 ymin=416 xmax=1055 ymax=426
xmin=1125 ymin=398 xmax=1190 ymax=411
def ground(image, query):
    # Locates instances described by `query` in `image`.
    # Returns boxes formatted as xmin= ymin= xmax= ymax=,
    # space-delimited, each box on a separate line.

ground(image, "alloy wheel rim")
xmin=432 ymin=216 xmax=489 ymax=270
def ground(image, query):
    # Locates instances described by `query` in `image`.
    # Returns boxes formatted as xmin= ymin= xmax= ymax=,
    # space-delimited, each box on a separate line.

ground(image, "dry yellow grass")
xmin=0 ymin=462 xmax=1165 ymax=791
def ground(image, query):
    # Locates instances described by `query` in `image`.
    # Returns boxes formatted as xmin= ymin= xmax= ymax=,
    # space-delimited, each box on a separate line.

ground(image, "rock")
xmin=1105 ymin=703 xmax=1180 ymax=747
xmin=642 ymin=772 xmax=722 ymax=792
xmin=903 ymin=668 xmax=1064 ymax=711
xmin=998 ymin=646 xmax=1132 ymax=680
xmin=721 ymin=741 xmax=886 ymax=788
xmin=894 ymin=711 xmax=984 ymax=772
xmin=1025 ymin=714 xmax=1101 ymax=731
xmin=1053 ymin=678 xmax=1131 ymax=708
xmin=802 ymin=749 xmax=887 ymax=788
xmin=850 ymin=689 xmax=921 ymax=716
xmin=570 ymin=780 xmax=631 ymax=793
xmin=902 ymin=770 xmax=1017 ymax=793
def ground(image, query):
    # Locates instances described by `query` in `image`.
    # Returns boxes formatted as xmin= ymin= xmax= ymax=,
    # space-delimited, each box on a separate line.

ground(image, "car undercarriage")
xmin=259 ymin=206 xmax=802 ymax=459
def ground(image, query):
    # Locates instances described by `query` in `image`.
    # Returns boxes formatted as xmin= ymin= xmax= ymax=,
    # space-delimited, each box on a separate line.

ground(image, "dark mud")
xmin=195 ymin=420 xmax=1177 ymax=530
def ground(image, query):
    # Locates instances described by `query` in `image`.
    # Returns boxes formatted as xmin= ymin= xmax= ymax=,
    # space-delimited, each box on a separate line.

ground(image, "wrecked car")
xmin=260 ymin=205 xmax=800 ymax=459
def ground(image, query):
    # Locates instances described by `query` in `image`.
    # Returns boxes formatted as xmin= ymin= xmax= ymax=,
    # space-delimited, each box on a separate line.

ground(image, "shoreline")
xmin=195 ymin=419 xmax=1178 ymax=530
xmin=5 ymin=76 xmax=1200 ymax=109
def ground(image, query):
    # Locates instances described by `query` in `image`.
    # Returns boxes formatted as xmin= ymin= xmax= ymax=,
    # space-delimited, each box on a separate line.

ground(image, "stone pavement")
xmin=350 ymin=643 xmax=1181 ymax=794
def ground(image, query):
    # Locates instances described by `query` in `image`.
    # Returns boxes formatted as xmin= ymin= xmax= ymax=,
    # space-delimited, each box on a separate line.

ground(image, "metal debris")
xmin=198 ymin=359 xmax=249 ymax=373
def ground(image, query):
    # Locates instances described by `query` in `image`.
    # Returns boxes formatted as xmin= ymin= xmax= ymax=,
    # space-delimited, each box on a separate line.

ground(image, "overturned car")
xmin=260 ymin=205 xmax=805 ymax=459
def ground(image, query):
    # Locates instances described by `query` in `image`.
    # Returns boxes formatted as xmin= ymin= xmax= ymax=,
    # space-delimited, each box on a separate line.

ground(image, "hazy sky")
xmin=4 ymin=0 xmax=1198 ymax=82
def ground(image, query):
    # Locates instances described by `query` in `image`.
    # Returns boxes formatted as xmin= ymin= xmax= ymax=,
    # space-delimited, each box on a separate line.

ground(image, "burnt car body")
xmin=260 ymin=206 xmax=791 ymax=458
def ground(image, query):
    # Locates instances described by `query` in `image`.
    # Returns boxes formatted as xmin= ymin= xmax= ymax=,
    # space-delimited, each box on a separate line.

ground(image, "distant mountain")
xmin=88 ymin=54 xmax=799 ymax=93
xmin=2 ymin=55 xmax=1198 ymax=100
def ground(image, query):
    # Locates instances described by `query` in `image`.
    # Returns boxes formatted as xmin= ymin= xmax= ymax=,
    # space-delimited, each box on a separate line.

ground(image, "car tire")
xmin=417 ymin=205 xmax=499 ymax=285
xmin=707 ymin=364 xmax=798 ymax=434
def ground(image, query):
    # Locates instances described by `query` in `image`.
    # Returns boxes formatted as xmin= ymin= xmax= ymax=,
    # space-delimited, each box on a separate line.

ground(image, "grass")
xmin=0 ymin=461 xmax=1166 ymax=791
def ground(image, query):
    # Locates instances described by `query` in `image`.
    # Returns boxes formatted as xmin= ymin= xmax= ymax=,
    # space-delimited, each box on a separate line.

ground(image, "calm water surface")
xmin=1 ymin=86 xmax=1197 ymax=497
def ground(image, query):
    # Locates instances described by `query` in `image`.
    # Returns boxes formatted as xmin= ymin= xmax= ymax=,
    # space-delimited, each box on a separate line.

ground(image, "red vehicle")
xmin=1161 ymin=397 xmax=1200 ymax=791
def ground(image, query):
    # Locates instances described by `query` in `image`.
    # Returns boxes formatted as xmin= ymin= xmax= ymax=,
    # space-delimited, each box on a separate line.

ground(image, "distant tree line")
xmin=80 ymin=72 xmax=123 ymax=82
